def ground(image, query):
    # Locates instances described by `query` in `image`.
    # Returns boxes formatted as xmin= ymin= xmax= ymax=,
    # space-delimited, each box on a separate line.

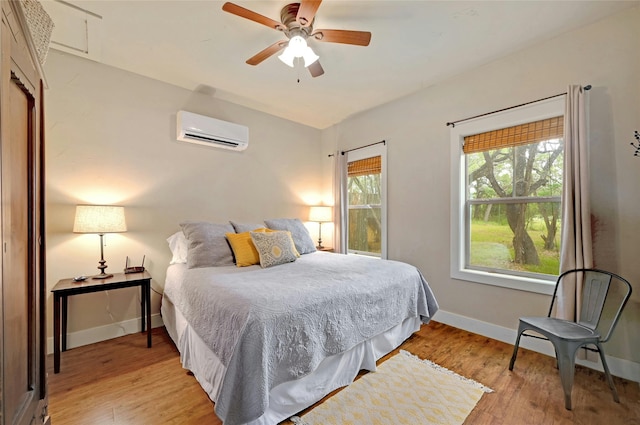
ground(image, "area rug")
xmin=291 ymin=350 xmax=493 ymax=425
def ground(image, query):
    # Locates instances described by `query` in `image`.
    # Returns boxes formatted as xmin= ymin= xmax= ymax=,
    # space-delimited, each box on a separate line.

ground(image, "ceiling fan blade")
xmin=312 ymin=29 xmax=371 ymax=46
xmin=222 ymin=2 xmax=285 ymax=31
xmin=246 ymin=41 xmax=287 ymax=66
xmin=308 ymin=60 xmax=324 ymax=78
xmin=296 ymin=0 xmax=322 ymax=27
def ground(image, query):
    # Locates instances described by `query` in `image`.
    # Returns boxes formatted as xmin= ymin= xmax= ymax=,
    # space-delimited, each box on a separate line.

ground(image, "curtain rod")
xmin=446 ymin=85 xmax=591 ymax=128
xmin=328 ymin=140 xmax=386 ymax=157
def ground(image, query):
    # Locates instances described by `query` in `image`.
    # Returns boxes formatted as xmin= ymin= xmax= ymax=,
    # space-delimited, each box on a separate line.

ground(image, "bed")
xmin=161 ymin=220 xmax=439 ymax=425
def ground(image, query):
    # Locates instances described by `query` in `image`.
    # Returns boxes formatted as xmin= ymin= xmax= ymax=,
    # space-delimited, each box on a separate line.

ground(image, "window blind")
xmin=348 ymin=155 xmax=381 ymax=177
xmin=463 ymin=116 xmax=563 ymax=154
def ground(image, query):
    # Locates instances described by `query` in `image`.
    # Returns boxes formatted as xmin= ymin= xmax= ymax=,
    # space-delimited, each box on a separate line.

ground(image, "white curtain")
xmin=332 ymin=151 xmax=348 ymax=254
xmin=557 ymin=85 xmax=594 ymax=321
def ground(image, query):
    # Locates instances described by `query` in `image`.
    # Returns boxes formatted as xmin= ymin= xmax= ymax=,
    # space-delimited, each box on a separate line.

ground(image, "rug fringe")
xmin=399 ymin=350 xmax=494 ymax=393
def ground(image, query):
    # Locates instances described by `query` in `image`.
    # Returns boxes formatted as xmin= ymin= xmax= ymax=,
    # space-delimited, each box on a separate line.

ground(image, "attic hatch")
xmin=41 ymin=0 xmax=102 ymax=62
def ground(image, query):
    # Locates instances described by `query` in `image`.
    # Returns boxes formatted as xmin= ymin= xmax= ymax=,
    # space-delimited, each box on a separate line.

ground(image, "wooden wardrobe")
xmin=0 ymin=1 xmax=49 ymax=424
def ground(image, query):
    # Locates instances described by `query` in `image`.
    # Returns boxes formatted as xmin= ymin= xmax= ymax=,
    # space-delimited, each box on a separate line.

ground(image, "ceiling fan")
xmin=222 ymin=1 xmax=372 ymax=78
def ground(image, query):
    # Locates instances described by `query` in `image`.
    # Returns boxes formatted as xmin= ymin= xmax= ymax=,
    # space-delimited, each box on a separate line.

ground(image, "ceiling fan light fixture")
xmin=278 ymin=47 xmax=296 ymax=67
xmin=287 ymin=35 xmax=307 ymax=56
xmin=278 ymin=35 xmax=318 ymax=68
xmin=302 ymin=46 xmax=319 ymax=67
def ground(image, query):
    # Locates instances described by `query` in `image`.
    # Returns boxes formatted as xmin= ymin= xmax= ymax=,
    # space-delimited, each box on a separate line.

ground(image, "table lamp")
xmin=73 ymin=205 xmax=127 ymax=279
xmin=309 ymin=206 xmax=332 ymax=249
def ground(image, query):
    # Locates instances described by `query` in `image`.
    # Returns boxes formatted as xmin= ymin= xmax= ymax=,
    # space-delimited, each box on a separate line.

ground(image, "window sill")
xmin=451 ymin=268 xmax=556 ymax=295
xmin=347 ymin=251 xmax=382 ymax=258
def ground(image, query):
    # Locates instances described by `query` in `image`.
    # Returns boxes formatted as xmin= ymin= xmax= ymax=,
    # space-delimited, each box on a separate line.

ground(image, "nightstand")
xmin=51 ymin=271 xmax=152 ymax=373
xmin=317 ymin=247 xmax=334 ymax=252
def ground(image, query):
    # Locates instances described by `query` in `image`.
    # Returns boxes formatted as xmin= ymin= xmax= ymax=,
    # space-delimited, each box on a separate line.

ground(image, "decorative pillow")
xmin=179 ymin=221 xmax=235 ymax=268
xmin=250 ymin=230 xmax=298 ymax=268
xmin=230 ymin=220 xmax=265 ymax=233
xmin=264 ymin=218 xmax=316 ymax=254
xmin=166 ymin=231 xmax=188 ymax=264
xmin=225 ymin=228 xmax=272 ymax=267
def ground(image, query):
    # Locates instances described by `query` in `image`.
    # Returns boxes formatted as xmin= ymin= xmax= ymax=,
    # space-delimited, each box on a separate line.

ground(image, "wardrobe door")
xmin=3 ymin=75 xmax=38 ymax=425
xmin=1 ymin=1 xmax=48 ymax=424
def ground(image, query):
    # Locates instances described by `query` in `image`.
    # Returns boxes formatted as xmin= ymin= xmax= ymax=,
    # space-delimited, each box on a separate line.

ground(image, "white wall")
xmin=44 ymin=51 xmax=324 ymax=346
xmin=323 ymin=7 xmax=640 ymax=370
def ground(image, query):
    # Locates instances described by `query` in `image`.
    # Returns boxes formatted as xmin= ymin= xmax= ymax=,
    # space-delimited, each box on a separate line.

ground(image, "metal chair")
xmin=509 ymin=268 xmax=632 ymax=410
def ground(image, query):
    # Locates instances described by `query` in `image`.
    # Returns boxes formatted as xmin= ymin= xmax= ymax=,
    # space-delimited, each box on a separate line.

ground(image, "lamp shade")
xmin=278 ymin=35 xmax=319 ymax=68
xmin=278 ymin=47 xmax=296 ymax=67
xmin=73 ymin=205 xmax=127 ymax=234
xmin=301 ymin=46 xmax=319 ymax=67
xmin=309 ymin=206 xmax=332 ymax=223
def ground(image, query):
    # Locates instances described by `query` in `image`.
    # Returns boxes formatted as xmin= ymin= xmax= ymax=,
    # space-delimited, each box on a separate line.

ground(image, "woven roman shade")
xmin=348 ymin=155 xmax=381 ymax=177
xmin=463 ymin=116 xmax=564 ymax=154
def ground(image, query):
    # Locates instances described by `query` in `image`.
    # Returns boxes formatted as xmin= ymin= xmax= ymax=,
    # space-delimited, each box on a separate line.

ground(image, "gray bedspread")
xmin=166 ymin=252 xmax=438 ymax=425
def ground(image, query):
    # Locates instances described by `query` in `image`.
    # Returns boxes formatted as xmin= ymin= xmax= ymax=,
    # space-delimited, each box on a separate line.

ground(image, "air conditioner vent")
xmin=183 ymin=132 xmax=240 ymax=147
xmin=177 ymin=111 xmax=248 ymax=151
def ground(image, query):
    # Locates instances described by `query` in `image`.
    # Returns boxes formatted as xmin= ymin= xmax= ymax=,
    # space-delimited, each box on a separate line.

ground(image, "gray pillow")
xmin=180 ymin=221 xmax=235 ymax=268
xmin=264 ymin=218 xmax=317 ymax=254
xmin=230 ymin=220 xmax=265 ymax=233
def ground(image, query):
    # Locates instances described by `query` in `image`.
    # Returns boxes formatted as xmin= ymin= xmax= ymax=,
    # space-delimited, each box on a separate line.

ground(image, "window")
xmin=344 ymin=144 xmax=387 ymax=258
xmin=450 ymin=97 xmax=564 ymax=294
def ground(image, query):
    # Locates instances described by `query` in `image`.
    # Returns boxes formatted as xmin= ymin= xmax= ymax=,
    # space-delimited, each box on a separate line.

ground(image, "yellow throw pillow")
xmin=226 ymin=228 xmax=272 ymax=267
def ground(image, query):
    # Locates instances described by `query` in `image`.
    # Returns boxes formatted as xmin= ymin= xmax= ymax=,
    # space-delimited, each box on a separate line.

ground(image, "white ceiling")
xmin=44 ymin=0 xmax=637 ymax=129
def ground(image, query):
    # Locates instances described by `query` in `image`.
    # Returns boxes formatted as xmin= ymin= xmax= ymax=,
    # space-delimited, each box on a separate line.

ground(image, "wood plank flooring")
xmin=47 ymin=322 xmax=640 ymax=424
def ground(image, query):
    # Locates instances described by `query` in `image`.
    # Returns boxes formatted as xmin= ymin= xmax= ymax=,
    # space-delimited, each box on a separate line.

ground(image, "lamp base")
xmin=316 ymin=227 xmax=324 ymax=250
xmin=93 ymin=256 xmax=112 ymax=279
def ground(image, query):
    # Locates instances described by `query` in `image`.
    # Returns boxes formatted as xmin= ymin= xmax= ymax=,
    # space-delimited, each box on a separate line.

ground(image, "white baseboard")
xmin=47 ymin=314 xmax=165 ymax=355
xmin=432 ymin=310 xmax=640 ymax=384
xmin=48 ymin=310 xmax=639 ymax=384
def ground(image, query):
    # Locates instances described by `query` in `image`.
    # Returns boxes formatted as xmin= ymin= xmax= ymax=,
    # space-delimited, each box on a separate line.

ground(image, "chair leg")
xmin=596 ymin=343 xmax=620 ymax=403
xmin=509 ymin=326 xmax=525 ymax=371
xmin=555 ymin=342 xmax=581 ymax=410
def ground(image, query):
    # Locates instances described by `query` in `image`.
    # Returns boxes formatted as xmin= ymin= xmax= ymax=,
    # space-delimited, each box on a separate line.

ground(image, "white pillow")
xmin=167 ymin=231 xmax=188 ymax=264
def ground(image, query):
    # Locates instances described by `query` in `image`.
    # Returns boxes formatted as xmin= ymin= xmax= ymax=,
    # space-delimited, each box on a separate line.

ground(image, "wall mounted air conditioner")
xmin=177 ymin=110 xmax=249 ymax=151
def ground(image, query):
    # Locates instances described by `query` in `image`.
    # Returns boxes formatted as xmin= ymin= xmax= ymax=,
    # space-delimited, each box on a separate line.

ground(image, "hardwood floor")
xmin=47 ymin=322 xmax=640 ymax=425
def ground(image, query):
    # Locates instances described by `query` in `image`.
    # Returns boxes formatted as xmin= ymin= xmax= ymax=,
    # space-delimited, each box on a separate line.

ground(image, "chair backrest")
xmin=550 ymin=268 xmax=632 ymax=342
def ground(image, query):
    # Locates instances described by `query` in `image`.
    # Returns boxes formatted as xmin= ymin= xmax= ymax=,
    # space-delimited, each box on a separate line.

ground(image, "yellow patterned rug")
xmin=291 ymin=350 xmax=493 ymax=425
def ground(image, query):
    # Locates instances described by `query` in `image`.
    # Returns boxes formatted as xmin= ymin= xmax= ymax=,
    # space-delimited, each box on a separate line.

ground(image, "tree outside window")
xmin=347 ymin=155 xmax=382 ymax=256
xmin=465 ymin=117 xmax=563 ymax=278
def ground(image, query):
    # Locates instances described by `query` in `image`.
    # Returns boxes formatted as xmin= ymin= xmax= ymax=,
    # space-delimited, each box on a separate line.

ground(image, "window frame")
xmin=450 ymin=97 xmax=565 ymax=295
xmin=344 ymin=143 xmax=387 ymax=259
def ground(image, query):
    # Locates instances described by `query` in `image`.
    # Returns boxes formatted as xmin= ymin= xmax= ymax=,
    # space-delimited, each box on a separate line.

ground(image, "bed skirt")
xmin=161 ymin=294 xmax=421 ymax=425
